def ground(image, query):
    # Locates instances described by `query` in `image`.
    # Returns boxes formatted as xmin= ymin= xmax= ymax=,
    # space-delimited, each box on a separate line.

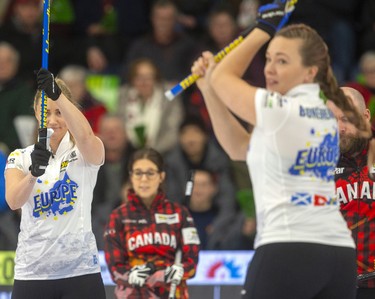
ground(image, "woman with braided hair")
xmin=190 ymin=1 xmax=370 ymax=298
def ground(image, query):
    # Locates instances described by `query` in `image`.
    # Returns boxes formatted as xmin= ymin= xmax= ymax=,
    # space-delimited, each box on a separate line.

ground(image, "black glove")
xmin=36 ymin=68 xmax=61 ymax=101
xmin=256 ymin=0 xmax=296 ymax=37
xmin=30 ymin=141 xmax=51 ymax=177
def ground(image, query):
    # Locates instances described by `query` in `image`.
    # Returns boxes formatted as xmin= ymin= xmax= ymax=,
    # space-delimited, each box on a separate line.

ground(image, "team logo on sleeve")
xmin=7 ymin=158 xmax=15 ymax=165
xmin=263 ymin=92 xmax=287 ymax=108
xmin=182 ymin=227 xmax=200 ymax=245
xmin=5 ymin=151 xmax=20 ymax=169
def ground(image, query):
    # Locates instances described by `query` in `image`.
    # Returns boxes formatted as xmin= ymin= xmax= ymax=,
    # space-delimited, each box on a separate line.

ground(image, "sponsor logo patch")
xmin=290 ymin=192 xmax=336 ymax=206
xmin=182 ymin=227 xmax=200 ymax=245
xmin=155 ymin=213 xmax=179 ymax=224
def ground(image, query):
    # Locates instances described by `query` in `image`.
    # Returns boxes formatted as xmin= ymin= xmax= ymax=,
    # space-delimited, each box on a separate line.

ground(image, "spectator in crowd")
xmin=123 ymin=0 xmax=198 ymax=83
xmin=71 ymin=0 xmax=152 ymax=74
xmin=104 ymin=148 xmax=200 ymax=299
xmin=0 ymin=41 xmax=34 ymax=152
xmin=187 ymin=5 xmax=239 ymax=133
xmin=48 ymin=0 xmax=88 ymax=74
xmin=0 ymin=0 xmax=42 ymax=85
xmin=187 ymin=168 xmax=255 ymax=250
xmin=0 ymin=0 xmax=10 ymax=25
xmin=236 ymin=0 xmax=259 ymax=31
xmin=207 ymin=210 xmax=256 ymax=250
xmin=117 ymin=57 xmax=184 ymax=155
xmin=358 ymin=0 xmax=375 ymax=56
xmin=58 ymin=64 xmax=107 ymax=133
xmin=172 ymin=0 xmax=217 ymax=38
xmin=334 ymin=87 xmax=375 ymax=297
xmin=345 ymin=51 xmax=375 ymax=122
xmin=92 ymin=114 xmax=136 ymax=250
xmin=187 ymin=169 xmax=219 ymax=249
xmin=224 ymin=160 xmax=257 ymax=251
xmin=70 ymin=0 xmax=122 ymax=74
xmin=113 ymin=0 xmax=152 ymax=47
xmin=165 ymin=115 xmax=237 ymax=228
xmin=288 ymin=0 xmax=360 ymax=84
xmin=200 ymin=4 xmax=240 ymax=53
xmin=188 ymin=4 xmax=265 ymax=134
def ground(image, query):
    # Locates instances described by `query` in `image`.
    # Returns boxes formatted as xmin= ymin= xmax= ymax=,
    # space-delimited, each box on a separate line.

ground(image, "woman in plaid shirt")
xmin=104 ymin=148 xmax=200 ymax=299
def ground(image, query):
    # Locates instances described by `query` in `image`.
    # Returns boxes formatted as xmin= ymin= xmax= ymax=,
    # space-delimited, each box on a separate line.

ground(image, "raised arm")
xmin=192 ymin=52 xmax=251 ymax=161
xmin=210 ymin=0 xmax=295 ymax=125
xmin=37 ymin=68 xmax=104 ymax=165
xmin=210 ymin=29 xmax=269 ymax=126
xmin=53 ymin=93 xmax=104 ymax=165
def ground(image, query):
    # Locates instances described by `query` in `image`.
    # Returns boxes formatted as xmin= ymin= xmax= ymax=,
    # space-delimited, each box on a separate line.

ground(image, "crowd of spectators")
xmin=0 ymin=0 xmax=374 ymax=251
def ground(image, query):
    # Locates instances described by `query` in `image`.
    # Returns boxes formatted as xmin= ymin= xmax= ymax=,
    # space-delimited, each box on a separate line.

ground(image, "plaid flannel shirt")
xmin=336 ymin=144 xmax=375 ymax=288
xmin=104 ymin=190 xmax=200 ymax=298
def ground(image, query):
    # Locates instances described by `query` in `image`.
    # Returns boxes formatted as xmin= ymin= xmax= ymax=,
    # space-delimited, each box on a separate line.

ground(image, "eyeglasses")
xmin=130 ymin=169 xmax=160 ymax=180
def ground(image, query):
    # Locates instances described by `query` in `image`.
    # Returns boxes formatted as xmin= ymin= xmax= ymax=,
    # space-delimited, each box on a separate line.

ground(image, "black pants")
xmin=242 ymin=242 xmax=356 ymax=299
xmin=11 ymin=273 xmax=106 ymax=299
xmin=357 ymin=288 xmax=375 ymax=299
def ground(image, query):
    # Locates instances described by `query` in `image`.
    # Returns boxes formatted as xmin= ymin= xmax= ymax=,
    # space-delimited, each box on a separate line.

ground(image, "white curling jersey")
xmin=5 ymin=132 xmax=103 ymax=280
xmin=247 ymin=84 xmax=354 ymax=249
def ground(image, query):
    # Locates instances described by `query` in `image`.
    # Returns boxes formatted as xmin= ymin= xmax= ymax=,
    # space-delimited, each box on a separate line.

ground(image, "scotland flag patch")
xmin=291 ymin=193 xmax=312 ymax=205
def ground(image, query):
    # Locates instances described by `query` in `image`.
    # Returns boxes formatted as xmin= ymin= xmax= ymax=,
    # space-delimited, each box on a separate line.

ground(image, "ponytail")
xmin=321 ymin=66 xmax=369 ymax=137
xmin=277 ymin=24 xmax=371 ymax=138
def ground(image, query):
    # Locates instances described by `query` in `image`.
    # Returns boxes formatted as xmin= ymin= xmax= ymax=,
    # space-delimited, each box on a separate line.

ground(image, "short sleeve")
xmin=254 ymin=88 xmax=292 ymax=133
xmin=5 ymin=149 xmax=29 ymax=173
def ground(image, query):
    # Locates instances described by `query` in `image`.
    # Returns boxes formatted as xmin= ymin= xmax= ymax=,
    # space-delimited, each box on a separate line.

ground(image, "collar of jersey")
xmin=128 ymin=189 xmax=166 ymax=209
xmin=285 ymin=83 xmax=320 ymax=100
xmin=51 ymin=131 xmax=73 ymax=158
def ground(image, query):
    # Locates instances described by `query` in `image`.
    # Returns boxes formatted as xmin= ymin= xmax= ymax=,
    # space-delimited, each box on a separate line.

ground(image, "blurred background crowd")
xmin=1 ymin=0 xmax=375 ymax=252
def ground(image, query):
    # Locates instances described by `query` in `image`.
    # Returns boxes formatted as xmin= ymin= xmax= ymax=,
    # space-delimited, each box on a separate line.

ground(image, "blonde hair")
xmin=34 ymin=78 xmax=79 ymax=144
xmin=34 ymin=78 xmax=76 ymax=108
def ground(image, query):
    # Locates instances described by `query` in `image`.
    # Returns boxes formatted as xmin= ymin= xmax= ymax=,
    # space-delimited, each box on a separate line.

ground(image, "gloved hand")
xmin=164 ymin=264 xmax=184 ymax=285
xmin=30 ymin=141 xmax=51 ymax=177
xmin=36 ymin=68 xmax=61 ymax=101
xmin=128 ymin=263 xmax=155 ymax=287
xmin=256 ymin=0 xmax=296 ymax=37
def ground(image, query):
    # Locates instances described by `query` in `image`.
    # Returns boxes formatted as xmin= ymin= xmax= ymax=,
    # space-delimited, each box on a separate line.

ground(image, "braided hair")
xmin=276 ymin=24 xmax=370 ymax=137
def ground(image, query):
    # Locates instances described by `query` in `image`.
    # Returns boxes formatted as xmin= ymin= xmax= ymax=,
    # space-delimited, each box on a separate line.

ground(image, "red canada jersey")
xmin=336 ymin=145 xmax=375 ymax=288
xmin=104 ymin=190 xmax=200 ymax=298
